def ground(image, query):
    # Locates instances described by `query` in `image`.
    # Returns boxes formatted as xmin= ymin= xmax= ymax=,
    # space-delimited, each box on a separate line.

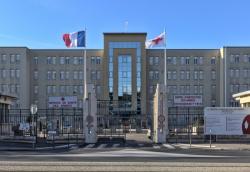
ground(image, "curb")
xmin=0 ymin=144 xmax=79 ymax=151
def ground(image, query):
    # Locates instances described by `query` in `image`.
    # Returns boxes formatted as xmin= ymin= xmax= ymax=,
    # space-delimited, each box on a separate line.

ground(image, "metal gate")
xmin=168 ymin=107 xmax=204 ymax=136
xmin=97 ymin=100 xmax=143 ymax=141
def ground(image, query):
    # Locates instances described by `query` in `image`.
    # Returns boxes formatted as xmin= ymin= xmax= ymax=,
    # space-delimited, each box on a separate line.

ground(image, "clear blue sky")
xmin=0 ymin=0 xmax=250 ymax=49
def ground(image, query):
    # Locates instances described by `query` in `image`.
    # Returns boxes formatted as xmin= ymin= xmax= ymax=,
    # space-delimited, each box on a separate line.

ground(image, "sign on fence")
xmin=174 ymin=95 xmax=202 ymax=107
xmin=204 ymin=107 xmax=250 ymax=135
xmin=48 ymin=96 xmax=77 ymax=108
xmin=19 ymin=123 xmax=30 ymax=131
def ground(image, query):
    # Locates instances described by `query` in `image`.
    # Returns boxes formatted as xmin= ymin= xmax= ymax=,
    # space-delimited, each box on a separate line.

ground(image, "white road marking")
xmin=163 ymin=144 xmax=175 ymax=149
xmin=153 ymin=145 xmax=161 ymax=149
xmin=113 ymin=144 xmax=120 ymax=148
xmin=97 ymin=144 xmax=107 ymax=149
xmin=84 ymin=144 xmax=95 ymax=149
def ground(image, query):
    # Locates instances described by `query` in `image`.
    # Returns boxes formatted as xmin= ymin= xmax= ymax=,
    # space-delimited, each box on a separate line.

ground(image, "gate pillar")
xmin=83 ymin=84 xmax=97 ymax=143
xmin=153 ymin=84 xmax=168 ymax=144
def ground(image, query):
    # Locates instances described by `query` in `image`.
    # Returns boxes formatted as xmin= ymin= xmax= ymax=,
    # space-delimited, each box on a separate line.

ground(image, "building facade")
xmin=0 ymin=33 xmax=250 ymax=122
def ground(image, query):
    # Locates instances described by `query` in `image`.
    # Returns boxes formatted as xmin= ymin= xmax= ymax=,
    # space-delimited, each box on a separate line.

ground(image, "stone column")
xmin=83 ymin=84 xmax=97 ymax=143
xmin=153 ymin=84 xmax=168 ymax=144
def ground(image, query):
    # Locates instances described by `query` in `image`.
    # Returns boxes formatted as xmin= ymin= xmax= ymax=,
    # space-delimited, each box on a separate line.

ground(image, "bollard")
xmin=209 ymin=129 xmax=212 ymax=148
xmin=68 ymin=133 xmax=70 ymax=149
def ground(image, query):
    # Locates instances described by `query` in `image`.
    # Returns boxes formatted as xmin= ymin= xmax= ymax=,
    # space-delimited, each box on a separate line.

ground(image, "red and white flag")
xmin=145 ymin=32 xmax=166 ymax=48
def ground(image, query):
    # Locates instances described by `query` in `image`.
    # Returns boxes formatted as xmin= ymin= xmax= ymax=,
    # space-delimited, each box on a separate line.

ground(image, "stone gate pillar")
xmin=153 ymin=84 xmax=168 ymax=144
xmin=83 ymin=84 xmax=97 ymax=143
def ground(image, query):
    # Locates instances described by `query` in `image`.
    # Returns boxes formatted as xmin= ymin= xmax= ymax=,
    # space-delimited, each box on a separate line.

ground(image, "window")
xmin=167 ymin=71 xmax=171 ymax=80
xmin=16 ymin=69 xmax=20 ymax=78
xmin=194 ymin=57 xmax=198 ymax=64
xmin=10 ymin=54 xmax=15 ymax=63
xmin=10 ymin=84 xmax=15 ymax=93
xmin=180 ymin=85 xmax=185 ymax=94
xmin=154 ymin=71 xmax=159 ymax=80
xmin=149 ymin=71 xmax=154 ymax=80
xmin=243 ymin=69 xmax=248 ymax=78
xmin=60 ymin=57 xmax=65 ymax=64
xmin=79 ymin=86 xmax=83 ymax=94
xmin=60 ymin=71 xmax=65 ymax=80
xmin=235 ymin=69 xmax=240 ymax=78
xmin=65 ymin=71 xmax=70 ymax=79
xmin=172 ymin=57 xmax=177 ymax=64
xmin=79 ymin=57 xmax=84 ymax=64
xmin=96 ymin=57 xmax=101 ymax=64
xmin=109 ymin=71 xmax=113 ymax=78
xmin=73 ymin=71 xmax=78 ymax=80
xmin=186 ymin=85 xmax=190 ymax=94
xmin=73 ymin=86 xmax=78 ymax=94
xmin=154 ymin=57 xmax=159 ymax=65
xmin=33 ymin=57 xmax=38 ymax=64
xmin=173 ymin=71 xmax=177 ymax=80
xmin=16 ymin=54 xmax=20 ymax=63
xmin=199 ymin=70 xmax=203 ymax=80
xmin=79 ymin=71 xmax=83 ymax=80
xmin=91 ymin=71 xmax=96 ymax=80
xmin=180 ymin=71 xmax=185 ymax=80
xmin=186 ymin=71 xmax=190 ymax=80
xmin=199 ymin=85 xmax=203 ymax=94
xmin=47 ymin=71 xmax=51 ymax=80
xmin=194 ymin=71 xmax=198 ymax=80
xmin=180 ymin=57 xmax=185 ymax=65
xmin=97 ymin=71 xmax=101 ymax=80
xmin=73 ymin=57 xmax=78 ymax=65
xmin=47 ymin=85 xmax=52 ymax=94
xmin=1 ymin=54 xmax=7 ymax=63
xmin=91 ymin=57 xmax=95 ymax=64
xmin=167 ymin=57 xmax=172 ymax=64
xmin=149 ymin=57 xmax=154 ymax=65
xmin=199 ymin=57 xmax=203 ymax=65
xmin=10 ymin=69 xmax=15 ymax=78
xmin=230 ymin=69 xmax=234 ymax=78
xmin=2 ymin=69 xmax=7 ymax=78
xmin=60 ymin=85 xmax=65 ymax=94
xmin=34 ymin=71 xmax=38 ymax=80
xmin=211 ymin=70 xmax=216 ymax=80
xmin=52 ymin=71 xmax=56 ymax=80
xmin=211 ymin=57 xmax=216 ymax=64
xmin=34 ymin=86 xmax=38 ymax=94
xmin=52 ymin=57 xmax=56 ymax=64
xmin=194 ymin=85 xmax=198 ymax=94
xmin=52 ymin=85 xmax=56 ymax=94
xmin=65 ymin=57 xmax=70 ymax=64
xmin=47 ymin=57 xmax=52 ymax=64
xmin=185 ymin=57 xmax=190 ymax=64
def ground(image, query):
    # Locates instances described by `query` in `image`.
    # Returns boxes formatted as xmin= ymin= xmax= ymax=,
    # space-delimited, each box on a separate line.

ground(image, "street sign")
xmin=158 ymin=115 xmax=165 ymax=122
xmin=30 ymin=104 xmax=38 ymax=115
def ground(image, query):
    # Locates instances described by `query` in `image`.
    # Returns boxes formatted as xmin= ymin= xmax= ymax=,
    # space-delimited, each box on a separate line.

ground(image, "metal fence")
xmin=168 ymin=107 xmax=204 ymax=135
xmin=0 ymin=108 xmax=83 ymax=139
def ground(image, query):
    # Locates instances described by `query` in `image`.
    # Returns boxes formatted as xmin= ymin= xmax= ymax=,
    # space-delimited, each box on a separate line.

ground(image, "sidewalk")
xmin=0 ymin=141 xmax=80 ymax=151
xmin=172 ymin=143 xmax=250 ymax=150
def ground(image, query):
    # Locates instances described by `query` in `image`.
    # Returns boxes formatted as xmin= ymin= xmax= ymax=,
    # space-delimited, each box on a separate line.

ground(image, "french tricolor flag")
xmin=63 ymin=30 xmax=86 ymax=48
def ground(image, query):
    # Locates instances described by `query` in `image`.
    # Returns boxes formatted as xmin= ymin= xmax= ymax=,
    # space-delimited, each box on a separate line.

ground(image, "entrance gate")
xmin=97 ymin=100 xmax=144 ymax=142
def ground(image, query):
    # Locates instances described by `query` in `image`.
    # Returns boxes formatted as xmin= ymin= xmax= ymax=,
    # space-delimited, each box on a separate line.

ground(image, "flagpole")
xmin=84 ymin=27 xmax=87 ymax=99
xmin=164 ymin=27 xmax=167 ymax=87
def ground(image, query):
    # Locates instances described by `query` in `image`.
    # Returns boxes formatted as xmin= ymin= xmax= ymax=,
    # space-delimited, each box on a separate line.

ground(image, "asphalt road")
xmin=0 ymin=145 xmax=250 ymax=171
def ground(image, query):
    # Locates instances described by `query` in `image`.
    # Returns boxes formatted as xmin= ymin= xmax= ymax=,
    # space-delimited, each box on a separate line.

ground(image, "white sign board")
xmin=174 ymin=95 xmax=202 ymax=107
xmin=19 ymin=123 xmax=30 ymax=131
xmin=48 ymin=96 xmax=77 ymax=108
xmin=204 ymin=107 xmax=250 ymax=135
